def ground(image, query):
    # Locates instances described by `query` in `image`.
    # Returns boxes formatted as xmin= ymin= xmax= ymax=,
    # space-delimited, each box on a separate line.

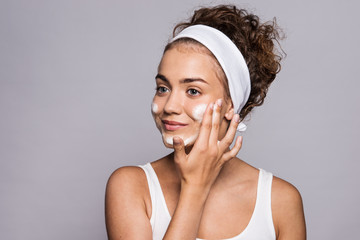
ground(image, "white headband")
xmin=171 ymin=24 xmax=251 ymax=132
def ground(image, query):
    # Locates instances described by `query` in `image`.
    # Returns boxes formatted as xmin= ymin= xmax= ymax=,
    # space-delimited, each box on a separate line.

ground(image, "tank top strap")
xmin=137 ymin=163 xmax=157 ymax=228
xmin=245 ymin=168 xmax=275 ymax=239
xmin=256 ymin=169 xmax=273 ymax=211
xmin=137 ymin=163 xmax=171 ymax=239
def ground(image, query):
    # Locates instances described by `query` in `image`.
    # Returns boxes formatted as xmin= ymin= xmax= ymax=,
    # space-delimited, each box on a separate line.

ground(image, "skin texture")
xmin=105 ymin=46 xmax=306 ymax=240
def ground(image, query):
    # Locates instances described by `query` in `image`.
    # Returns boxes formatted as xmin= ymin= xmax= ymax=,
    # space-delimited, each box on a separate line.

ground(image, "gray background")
xmin=1 ymin=0 xmax=359 ymax=239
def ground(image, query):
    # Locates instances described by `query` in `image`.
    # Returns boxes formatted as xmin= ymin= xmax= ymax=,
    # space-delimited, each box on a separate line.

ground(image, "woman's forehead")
xmin=159 ymin=48 xmax=219 ymax=78
xmin=158 ymin=47 xmax=228 ymax=94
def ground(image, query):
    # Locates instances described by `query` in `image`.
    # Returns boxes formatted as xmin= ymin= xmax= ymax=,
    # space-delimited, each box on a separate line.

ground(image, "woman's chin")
xmin=161 ymin=133 xmax=198 ymax=148
xmin=162 ymin=134 xmax=175 ymax=148
xmin=163 ymin=141 xmax=175 ymax=149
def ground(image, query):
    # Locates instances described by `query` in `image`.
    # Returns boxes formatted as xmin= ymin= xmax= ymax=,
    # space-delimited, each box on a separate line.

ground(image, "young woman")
xmin=105 ymin=5 xmax=306 ymax=240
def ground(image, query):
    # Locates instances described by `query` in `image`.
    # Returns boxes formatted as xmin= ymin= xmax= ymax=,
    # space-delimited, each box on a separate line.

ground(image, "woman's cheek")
xmin=151 ymin=102 xmax=159 ymax=114
xmin=174 ymin=103 xmax=207 ymax=146
xmin=151 ymin=102 xmax=162 ymax=131
xmin=192 ymin=104 xmax=207 ymax=122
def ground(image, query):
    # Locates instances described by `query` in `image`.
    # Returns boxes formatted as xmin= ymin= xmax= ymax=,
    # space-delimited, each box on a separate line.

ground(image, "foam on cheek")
xmin=151 ymin=103 xmax=159 ymax=114
xmin=192 ymin=104 xmax=207 ymax=122
xmin=164 ymin=135 xmax=174 ymax=145
xmin=161 ymin=103 xmax=204 ymax=148
xmin=183 ymin=134 xmax=199 ymax=146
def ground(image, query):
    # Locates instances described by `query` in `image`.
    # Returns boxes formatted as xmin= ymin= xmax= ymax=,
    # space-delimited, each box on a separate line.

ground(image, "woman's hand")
xmin=172 ymin=99 xmax=243 ymax=192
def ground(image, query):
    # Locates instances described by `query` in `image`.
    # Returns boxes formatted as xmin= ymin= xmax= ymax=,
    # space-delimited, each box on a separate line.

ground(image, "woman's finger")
xmin=195 ymin=102 xmax=214 ymax=147
xmin=209 ymin=99 xmax=222 ymax=145
xmin=222 ymin=136 xmax=243 ymax=162
xmin=218 ymin=114 xmax=240 ymax=152
xmin=173 ymin=136 xmax=186 ymax=164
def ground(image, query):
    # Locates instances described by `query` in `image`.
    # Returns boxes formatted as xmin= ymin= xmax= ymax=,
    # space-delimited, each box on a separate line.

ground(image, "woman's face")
xmin=152 ymin=45 xmax=232 ymax=148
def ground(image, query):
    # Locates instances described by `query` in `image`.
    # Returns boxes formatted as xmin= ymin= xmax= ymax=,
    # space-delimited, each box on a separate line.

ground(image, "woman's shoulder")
xmin=106 ymin=165 xmax=149 ymax=198
xmin=271 ymin=175 xmax=306 ymax=238
xmin=105 ymin=165 xmax=155 ymax=238
xmin=271 ymin=175 xmax=303 ymax=204
xmin=106 ymin=164 xmax=154 ymax=218
xmin=107 ymin=155 xmax=173 ymax=188
xmin=237 ymin=160 xmax=303 ymax=201
xmin=237 ymin=160 xmax=305 ymax=237
xmin=108 ymin=165 xmax=146 ymax=181
xmin=271 ymin=175 xmax=304 ymax=217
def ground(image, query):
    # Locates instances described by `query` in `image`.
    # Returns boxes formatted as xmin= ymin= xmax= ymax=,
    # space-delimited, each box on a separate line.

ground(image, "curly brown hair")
xmin=164 ymin=5 xmax=285 ymax=120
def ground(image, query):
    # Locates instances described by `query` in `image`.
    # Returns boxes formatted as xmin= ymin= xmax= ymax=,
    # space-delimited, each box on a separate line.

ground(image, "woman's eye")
xmin=187 ymin=89 xmax=200 ymax=96
xmin=156 ymin=86 xmax=169 ymax=94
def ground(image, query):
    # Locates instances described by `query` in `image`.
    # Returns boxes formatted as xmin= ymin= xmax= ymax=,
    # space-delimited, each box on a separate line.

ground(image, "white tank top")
xmin=138 ymin=163 xmax=276 ymax=240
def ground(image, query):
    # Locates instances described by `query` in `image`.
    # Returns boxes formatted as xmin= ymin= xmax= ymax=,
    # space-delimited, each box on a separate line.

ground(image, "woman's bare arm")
xmin=272 ymin=177 xmax=306 ymax=240
xmin=105 ymin=166 xmax=153 ymax=240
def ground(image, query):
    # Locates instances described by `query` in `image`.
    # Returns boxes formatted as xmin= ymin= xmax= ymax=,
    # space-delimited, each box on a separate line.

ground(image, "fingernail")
xmin=234 ymin=114 xmax=240 ymax=122
xmin=217 ymin=99 xmax=222 ymax=107
xmin=173 ymin=137 xmax=181 ymax=144
xmin=209 ymin=103 xmax=214 ymax=110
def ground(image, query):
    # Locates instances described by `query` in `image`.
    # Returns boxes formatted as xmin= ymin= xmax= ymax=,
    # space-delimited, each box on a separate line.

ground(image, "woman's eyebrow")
xmin=155 ymin=74 xmax=208 ymax=85
xmin=180 ymin=78 xmax=208 ymax=85
xmin=155 ymin=73 xmax=168 ymax=82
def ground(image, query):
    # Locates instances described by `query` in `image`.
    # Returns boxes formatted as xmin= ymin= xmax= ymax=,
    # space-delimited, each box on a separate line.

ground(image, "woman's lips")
xmin=162 ymin=120 xmax=188 ymax=131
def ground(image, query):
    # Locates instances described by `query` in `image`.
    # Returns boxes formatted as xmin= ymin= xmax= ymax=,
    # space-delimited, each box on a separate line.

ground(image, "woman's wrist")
xmin=180 ymin=181 xmax=212 ymax=203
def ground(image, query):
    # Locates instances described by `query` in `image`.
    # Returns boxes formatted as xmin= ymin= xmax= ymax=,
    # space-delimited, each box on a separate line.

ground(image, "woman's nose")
xmin=164 ymin=91 xmax=182 ymax=115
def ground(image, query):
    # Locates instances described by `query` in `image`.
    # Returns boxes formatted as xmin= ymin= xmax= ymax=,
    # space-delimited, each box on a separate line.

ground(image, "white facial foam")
xmin=163 ymin=134 xmax=198 ymax=147
xmin=192 ymin=104 xmax=207 ymax=122
xmin=151 ymin=103 xmax=158 ymax=114
xmin=164 ymin=135 xmax=174 ymax=145
xmin=161 ymin=103 xmax=205 ymax=148
xmin=183 ymin=134 xmax=199 ymax=146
